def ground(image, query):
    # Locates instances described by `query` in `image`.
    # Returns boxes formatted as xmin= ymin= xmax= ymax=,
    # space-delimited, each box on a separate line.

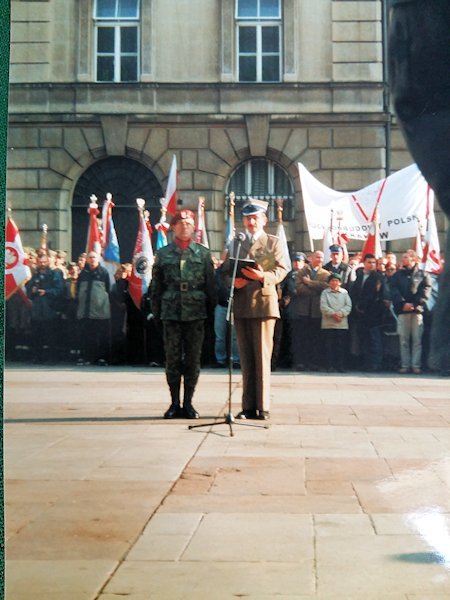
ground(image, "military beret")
xmin=170 ymin=210 xmax=195 ymax=227
xmin=327 ymin=272 xmax=342 ymax=282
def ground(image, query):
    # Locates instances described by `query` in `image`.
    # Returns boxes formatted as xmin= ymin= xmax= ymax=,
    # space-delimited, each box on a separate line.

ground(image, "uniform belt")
xmin=167 ymin=283 xmax=205 ymax=292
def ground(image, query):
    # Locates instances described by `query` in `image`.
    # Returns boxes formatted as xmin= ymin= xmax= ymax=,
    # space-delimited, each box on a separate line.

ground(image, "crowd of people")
xmin=5 ymin=235 xmax=445 ymax=378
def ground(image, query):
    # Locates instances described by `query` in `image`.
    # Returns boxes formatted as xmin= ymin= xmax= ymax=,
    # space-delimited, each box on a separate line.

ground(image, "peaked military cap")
xmin=241 ymin=198 xmax=268 ymax=216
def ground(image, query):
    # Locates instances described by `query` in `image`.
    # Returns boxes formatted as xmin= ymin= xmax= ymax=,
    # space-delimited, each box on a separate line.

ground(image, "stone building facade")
xmin=8 ymin=0 xmax=444 ymax=260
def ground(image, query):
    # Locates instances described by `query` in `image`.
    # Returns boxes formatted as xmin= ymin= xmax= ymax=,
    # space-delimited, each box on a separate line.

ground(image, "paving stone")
xmin=4 ymin=366 xmax=450 ymax=599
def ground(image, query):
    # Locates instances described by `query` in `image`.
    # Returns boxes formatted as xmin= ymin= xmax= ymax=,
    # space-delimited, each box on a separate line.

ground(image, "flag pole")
xmin=39 ymin=224 xmax=48 ymax=251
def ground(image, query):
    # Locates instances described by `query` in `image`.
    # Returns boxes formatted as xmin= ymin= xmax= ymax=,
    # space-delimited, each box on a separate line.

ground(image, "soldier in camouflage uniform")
xmin=150 ymin=209 xmax=217 ymax=418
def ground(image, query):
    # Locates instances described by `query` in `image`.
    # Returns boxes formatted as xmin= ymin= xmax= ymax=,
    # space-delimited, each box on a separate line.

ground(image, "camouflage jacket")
xmin=150 ymin=241 xmax=217 ymax=321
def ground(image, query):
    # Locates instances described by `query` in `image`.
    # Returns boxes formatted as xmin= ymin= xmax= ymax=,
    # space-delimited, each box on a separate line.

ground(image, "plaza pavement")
xmin=4 ymin=364 xmax=450 ymax=599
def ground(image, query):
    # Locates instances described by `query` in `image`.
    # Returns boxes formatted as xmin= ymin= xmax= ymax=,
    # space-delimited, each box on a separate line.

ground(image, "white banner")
xmin=299 ymin=163 xmax=434 ymax=243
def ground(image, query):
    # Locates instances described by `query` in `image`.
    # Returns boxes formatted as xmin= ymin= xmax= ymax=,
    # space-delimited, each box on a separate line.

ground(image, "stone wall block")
xmin=178 ymin=170 xmax=194 ymax=192
xmin=198 ymin=151 xmax=228 ymax=175
xmin=7 ymin=148 xmax=48 ymax=169
xmin=37 ymin=211 xmax=60 ymax=232
xmin=391 ymin=151 xmax=413 ymax=171
xmin=39 ymin=127 xmax=63 ymax=148
xmin=332 ymin=1 xmax=381 ymax=22
xmin=38 ymin=169 xmax=72 ymax=189
xmin=169 ymin=128 xmax=209 ymax=150
xmin=63 ymin=128 xmax=90 ymax=161
xmin=246 ymin=115 xmax=270 ymax=157
xmin=8 ymin=127 xmax=38 ymax=148
xmin=10 ymin=210 xmax=39 ymax=231
xmin=282 ymin=130 xmax=308 ymax=162
xmin=333 ymin=127 xmax=385 ymax=148
xmin=268 ymin=128 xmax=291 ymax=155
xmin=298 ymin=149 xmax=321 ymax=173
xmin=9 ymin=190 xmax=61 ymax=210
xmin=7 ymin=170 xmax=38 ymax=189
xmin=333 ymin=88 xmax=383 ymax=112
xmin=333 ymin=21 xmax=381 ymax=42
xmin=226 ymin=129 xmax=249 ymax=157
xmin=49 ymin=149 xmax=77 ymax=176
xmin=209 ymin=129 xmax=238 ymax=166
xmin=127 ymin=127 xmax=150 ymax=155
xmin=100 ymin=116 xmax=129 ymax=156
xmin=193 ymin=171 xmax=215 ymax=190
xmin=143 ymin=129 xmax=168 ymax=163
xmin=333 ymin=168 xmax=385 ymax=191
xmin=322 ymin=148 xmax=384 ymax=170
xmin=181 ymin=150 xmax=198 ymax=170
xmin=333 ymin=62 xmax=383 ymax=83
xmin=82 ymin=127 xmax=105 ymax=155
xmin=308 ymin=128 xmax=332 ymax=149
xmin=333 ymin=42 xmax=382 ymax=63
xmin=390 ymin=128 xmax=408 ymax=150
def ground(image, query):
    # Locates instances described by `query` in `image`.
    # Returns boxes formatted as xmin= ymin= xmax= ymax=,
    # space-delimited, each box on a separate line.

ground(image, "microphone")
xmin=237 ymin=232 xmax=246 ymax=242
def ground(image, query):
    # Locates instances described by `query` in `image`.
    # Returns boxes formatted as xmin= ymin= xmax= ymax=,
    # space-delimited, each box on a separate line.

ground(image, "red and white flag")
xmin=161 ymin=154 xmax=178 ymax=217
xmin=420 ymin=188 xmax=441 ymax=273
xmin=194 ymin=196 xmax=209 ymax=248
xmin=128 ymin=199 xmax=154 ymax=310
xmin=361 ymin=209 xmax=383 ymax=259
xmin=86 ymin=195 xmax=102 ymax=255
xmin=5 ymin=215 xmax=32 ymax=302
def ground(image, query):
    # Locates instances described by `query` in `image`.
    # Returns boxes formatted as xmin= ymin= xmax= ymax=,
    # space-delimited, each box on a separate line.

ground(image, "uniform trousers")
xmin=234 ymin=317 xmax=276 ymax=412
xmin=163 ymin=320 xmax=205 ymax=390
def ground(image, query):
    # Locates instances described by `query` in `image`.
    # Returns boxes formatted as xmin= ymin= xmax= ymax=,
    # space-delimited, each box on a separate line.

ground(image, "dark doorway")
xmin=72 ymin=157 xmax=164 ymax=262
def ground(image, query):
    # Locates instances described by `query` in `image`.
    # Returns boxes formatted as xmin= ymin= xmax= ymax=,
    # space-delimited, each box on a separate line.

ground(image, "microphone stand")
xmin=189 ymin=236 xmax=269 ymax=436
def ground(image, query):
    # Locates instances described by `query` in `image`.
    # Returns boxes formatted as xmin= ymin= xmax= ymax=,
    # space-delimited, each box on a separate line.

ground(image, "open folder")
xmin=229 ymin=258 xmax=258 ymax=279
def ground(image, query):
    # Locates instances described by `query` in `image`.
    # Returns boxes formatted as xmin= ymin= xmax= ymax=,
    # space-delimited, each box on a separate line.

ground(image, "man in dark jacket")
xmin=350 ymin=253 xmax=391 ymax=372
xmin=76 ymin=250 xmax=111 ymax=365
xmin=150 ymin=209 xmax=217 ymax=419
xmin=389 ymin=250 xmax=431 ymax=374
xmin=26 ymin=253 xmax=64 ymax=362
xmin=324 ymin=244 xmax=355 ymax=290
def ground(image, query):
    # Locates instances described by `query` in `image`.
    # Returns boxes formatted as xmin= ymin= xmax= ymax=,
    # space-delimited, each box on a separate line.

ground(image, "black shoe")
xmin=164 ymin=404 xmax=181 ymax=419
xmin=236 ymin=410 xmax=257 ymax=420
xmin=183 ymin=404 xmax=199 ymax=419
xmin=213 ymin=361 xmax=226 ymax=368
xmin=258 ymin=410 xmax=270 ymax=420
xmin=232 ymin=362 xmax=241 ymax=370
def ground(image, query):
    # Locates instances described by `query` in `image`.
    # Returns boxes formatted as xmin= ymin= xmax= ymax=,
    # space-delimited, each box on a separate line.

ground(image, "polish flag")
xmin=420 ymin=190 xmax=441 ymax=274
xmin=361 ymin=209 xmax=382 ymax=259
xmin=128 ymin=199 xmax=154 ymax=309
xmin=5 ymin=215 xmax=32 ymax=302
xmin=161 ymin=154 xmax=178 ymax=216
xmin=86 ymin=195 xmax=102 ymax=255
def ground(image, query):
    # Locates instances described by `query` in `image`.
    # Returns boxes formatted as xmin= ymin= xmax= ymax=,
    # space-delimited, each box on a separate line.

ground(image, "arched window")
xmin=226 ymin=159 xmax=294 ymax=221
xmin=72 ymin=157 xmax=163 ymax=261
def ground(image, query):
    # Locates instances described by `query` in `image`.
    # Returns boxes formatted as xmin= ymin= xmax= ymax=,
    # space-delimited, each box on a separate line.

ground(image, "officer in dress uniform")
xmin=150 ymin=209 xmax=217 ymax=419
xmin=223 ymin=199 xmax=288 ymax=420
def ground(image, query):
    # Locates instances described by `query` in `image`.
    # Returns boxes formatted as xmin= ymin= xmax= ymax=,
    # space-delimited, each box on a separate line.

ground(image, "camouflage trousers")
xmin=162 ymin=320 xmax=205 ymax=390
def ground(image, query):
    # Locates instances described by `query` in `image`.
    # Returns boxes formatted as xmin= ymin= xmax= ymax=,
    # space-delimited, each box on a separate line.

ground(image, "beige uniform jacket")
xmin=224 ymin=233 xmax=288 ymax=319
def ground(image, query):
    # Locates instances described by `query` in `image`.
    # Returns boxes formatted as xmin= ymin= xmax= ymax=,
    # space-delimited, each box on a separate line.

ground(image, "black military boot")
xmin=164 ymin=380 xmax=181 ymax=419
xmin=182 ymin=386 xmax=199 ymax=419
